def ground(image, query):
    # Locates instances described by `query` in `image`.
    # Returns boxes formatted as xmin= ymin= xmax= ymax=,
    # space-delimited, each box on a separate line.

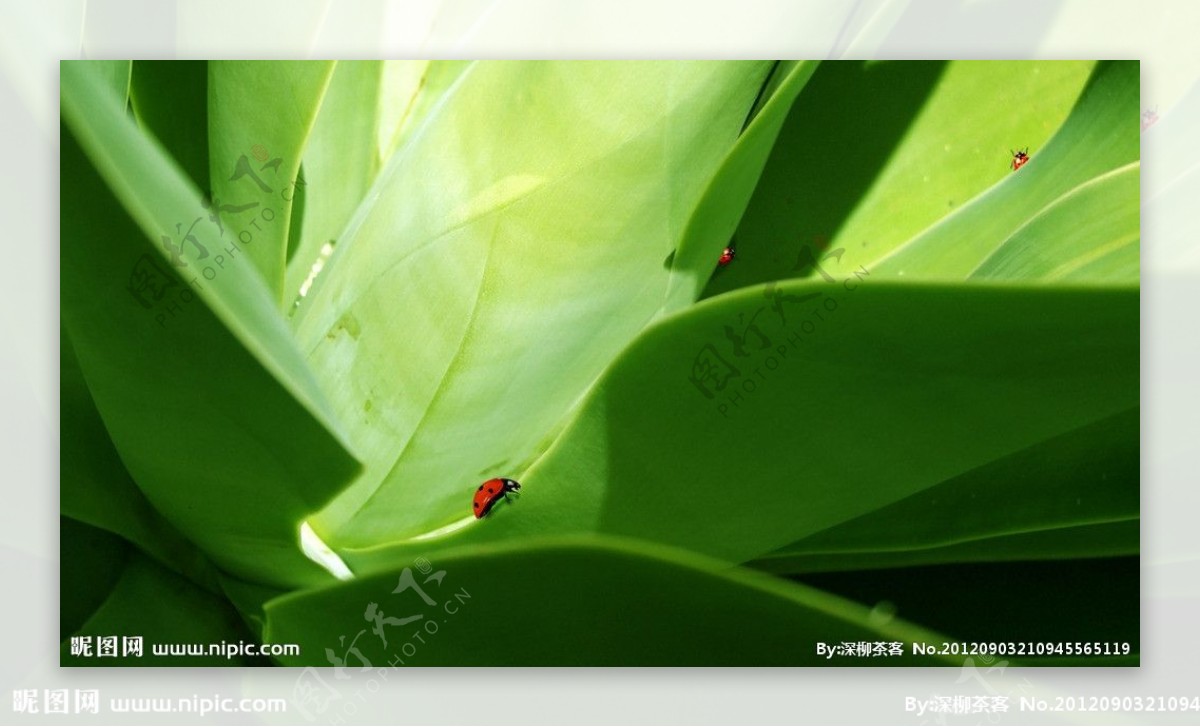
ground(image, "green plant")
xmin=61 ymin=59 xmax=1138 ymax=666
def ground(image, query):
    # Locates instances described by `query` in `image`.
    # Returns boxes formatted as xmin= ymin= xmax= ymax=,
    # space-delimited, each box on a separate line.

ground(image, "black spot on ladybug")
xmin=488 ymin=487 xmax=495 ymax=493
xmin=477 ymin=485 xmax=483 ymax=491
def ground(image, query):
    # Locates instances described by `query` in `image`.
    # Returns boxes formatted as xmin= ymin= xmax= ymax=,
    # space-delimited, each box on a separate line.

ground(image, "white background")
xmin=3 ymin=0 xmax=1198 ymax=724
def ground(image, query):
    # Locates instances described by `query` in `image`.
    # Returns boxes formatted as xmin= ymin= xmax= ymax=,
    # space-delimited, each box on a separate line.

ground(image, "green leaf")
xmin=750 ymin=407 xmax=1139 ymax=573
xmin=61 ymin=327 xmax=220 ymax=591
xmin=968 ymin=163 xmax=1138 ymax=281
xmin=59 ymin=60 xmax=1140 ymax=667
xmin=376 ymin=61 xmax=474 ymax=166
xmin=265 ymin=536 xmax=959 ymax=666
xmin=61 ymin=60 xmax=359 ymax=587
xmin=129 ymin=61 xmax=210 ymax=192
xmin=284 ymin=61 xmax=479 ymax=309
xmin=662 ymin=61 xmax=819 ymax=308
xmin=207 ymin=61 xmax=335 ymax=303
xmin=580 ymin=283 xmax=1137 ymax=563
xmin=867 ymin=60 xmax=1138 ymax=279
xmin=60 ymin=517 xmax=128 ymax=639
xmin=90 ymin=60 xmax=131 ymax=107
xmin=340 ymin=282 xmax=1137 ymax=572
xmin=62 ymin=553 xmax=262 ymax=666
xmin=283 ymin=61 xmax=383 ymax=305
xmin=702 ymin=60 xmax=1097 ymax=297
xmin=294 ymin=61 xmax=777 ymax=548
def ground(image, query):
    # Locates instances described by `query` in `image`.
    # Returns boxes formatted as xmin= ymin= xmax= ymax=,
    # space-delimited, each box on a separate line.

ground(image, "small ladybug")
xmin=472 ymin=477 xmax=520 ymax=519
xmin=718 ymin=244 xmax=736 ymax=267
xmin=1010 ymin=147 xmax=1030 ymax=171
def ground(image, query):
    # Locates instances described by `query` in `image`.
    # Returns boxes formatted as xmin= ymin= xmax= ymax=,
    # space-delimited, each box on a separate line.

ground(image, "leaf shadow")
xmin=701 ymin=60 xmax=948 ymax=298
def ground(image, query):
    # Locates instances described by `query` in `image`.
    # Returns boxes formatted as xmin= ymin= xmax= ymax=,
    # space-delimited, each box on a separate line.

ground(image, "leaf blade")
xmin=61 ymin=60 xmax=359 ymax=587
xmin=295 ymin=61 xmax=777 ymax=547
xmin=207 ymin=60 xmax=335 ymax=304
xmin=266 ymin=535 xmax=960 ymax=666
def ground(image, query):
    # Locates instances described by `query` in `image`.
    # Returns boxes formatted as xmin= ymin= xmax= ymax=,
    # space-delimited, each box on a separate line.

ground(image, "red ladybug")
xmin=1010 ymin=147 xmax=1030 ymax=171
xmin=718 ymin=244 xmax=736 ymax=267
xmin=472 ymin=477 xmax=521 ymax=518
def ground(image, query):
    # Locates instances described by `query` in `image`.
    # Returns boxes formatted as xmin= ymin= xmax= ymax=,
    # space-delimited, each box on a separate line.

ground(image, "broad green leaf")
xmin=285 ymin=61 xmax=478 ymax=307
xmin=374 ymin=60 xmax=430 ymax=160
xmin=62 ymin=553 xmax=261 ymax=666
xmin=969 ymin=162 xmax=1139 ymax=281
xmin=580 ymin=283 xmax=1136 ymax=562
xmin=265 ymin=536 xmax=959 ymax=666
xmin=868 ymin=60 xmax=1138 ymax=279
xmin=207 ymin=61 xmax=334 ymax=304
xmin=750 ymin=407 xmax=1138 ymax=573
xmin=376 ymin=61 xmax=474 ymax=167
xmin=61 ymin=61 xmax=359 ymax=587
xmin=129 ymin=61 xmax=210 ymax=192
xmin=59 ymin=60 xmax=1141 ymax=667
xmin=662 ymin=61 xmax=819 ymax=308
xmin=295 ymin=62 xmax=777 ymax=547
xmin=61 ymin=327 xmax=220 ymax=591
xmin=702 ymin=60 xmax=1096 ymax=297
xmin=340 ymin=282 xmax=1137 ymax=572
xmin=89 ymin=60 xmax=131 ymax=107
xmin=283 ymin=61 xmax=384 ymax=305
xmin=744 ymin=61 xmax=799 ymax=123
